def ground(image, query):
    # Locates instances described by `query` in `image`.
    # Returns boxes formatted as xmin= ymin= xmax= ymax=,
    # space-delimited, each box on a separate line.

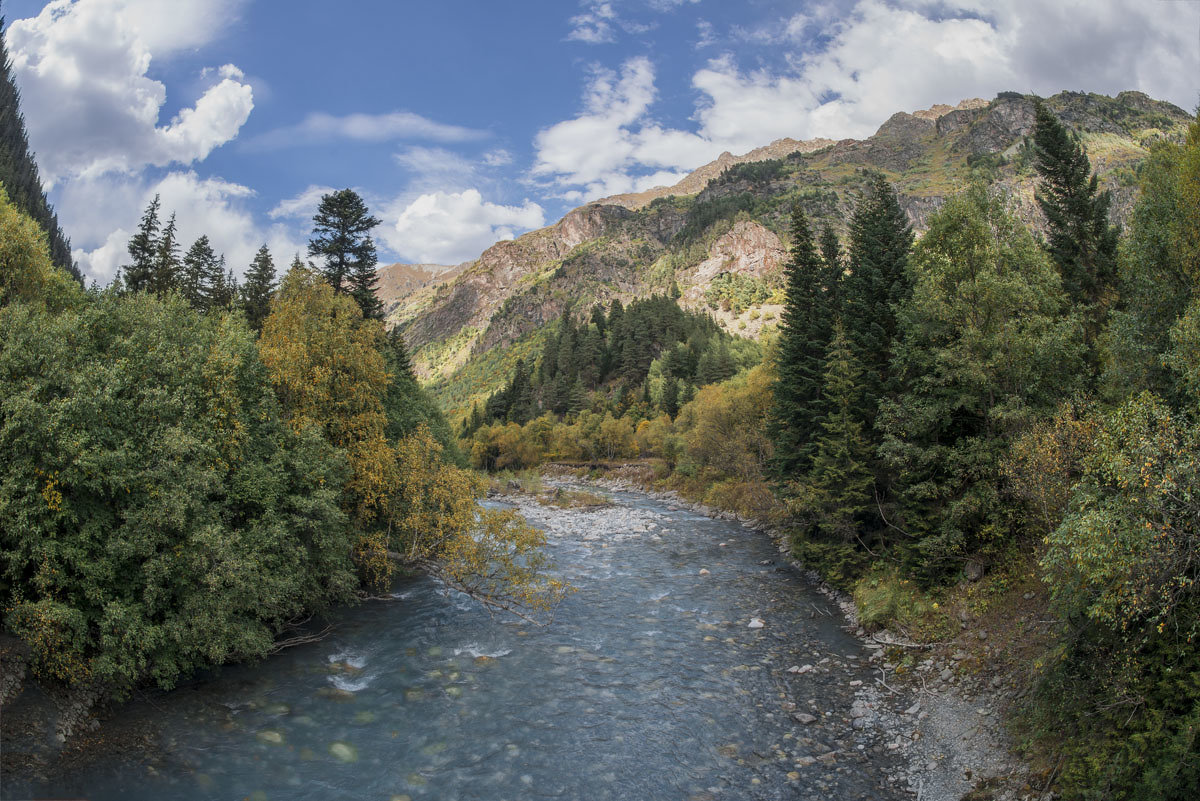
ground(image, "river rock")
xmin=748 ymin=618 xmax=765 ymax=629
xmin=699 ymin=568 xmax=710 ymax=575
xmin=329 ymin=741 xmax=359 ymax=762
xmin=793 ymin=712 xmax=818 ymax=725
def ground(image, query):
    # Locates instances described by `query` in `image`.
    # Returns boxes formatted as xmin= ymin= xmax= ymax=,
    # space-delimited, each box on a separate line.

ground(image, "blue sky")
xmin=4 ymin=0 xmax=1197 ymax=283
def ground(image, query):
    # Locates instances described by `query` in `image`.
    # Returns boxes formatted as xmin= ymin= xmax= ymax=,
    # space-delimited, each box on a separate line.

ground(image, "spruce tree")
xmin=151 ymin=212 xmax=180 ymax=297
xmin=1032 ymin=99 xmax=1119 ymax=318
xmin=348 ymin=239 xmax=384 ymax=320
xmin=769 ymin=204 xmax=831 ymax=477
xmin=819 ymin=224 xmax=843 ymax=311
xmin=124 ymin=195 xmax=160 ymax=293
xmin=662 ymin=376 xmax=679 ymax=418
xmin=180 ymin=235 xmax=217 ymax=310
xmin=0 ymin=19 xmax=79 ymax=280
xmin=241 ymin=244 xmax=277 ymax=331
xmin=307 ymin=188 xmax=381 ymax=311
xmin=804 ymin=320 xmax=874 ymax=542
xmin=841 ymin=174 xmax=913 ymax=420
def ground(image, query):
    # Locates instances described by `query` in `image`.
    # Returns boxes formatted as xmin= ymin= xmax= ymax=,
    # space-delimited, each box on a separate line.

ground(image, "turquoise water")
xmin=5 ymin=486 xmax=904 ymax=800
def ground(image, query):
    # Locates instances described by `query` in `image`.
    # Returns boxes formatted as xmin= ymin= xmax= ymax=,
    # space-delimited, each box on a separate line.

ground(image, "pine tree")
xmin=1032 ymin=99 xmax=1119 ymax=320
xmin=241 ymin=244 xmax=277 ymax=331
xmin=769 ymin=204 xmax=831 ymax=477
xmin=151 ymin=212 xmax=180 ymax=296
xmin=679 ymin=382 xmax=695 ymax=407
xmin=662 ymin=376 xmax=679 ymax=418
xmin=803 ymin=320 xmax=874 ymax=542
xmin=0 ymin=19 xmax=80 ymax=281
xmin=307 ymin=188 xmax=381 ymax=312
xmin=383 ymin=326 xmax=414 ymax=380
xmin=180 ymin=235 xmax=217 ymax=310
xmin=348 ymin=238 xmax=384 ymax=320
xmin=819 ymin=224 xmax=843 ymax=310
xmin=841 ymin=174 xmax=913 ymax=421
xmin=124 ymin=196 xmax=160 ymax=293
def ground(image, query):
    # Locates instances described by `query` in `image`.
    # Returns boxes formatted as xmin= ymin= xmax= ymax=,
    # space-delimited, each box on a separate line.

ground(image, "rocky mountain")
xmin=388 ymin=90 xmax=1191 ymax=415
xmin=377 ymin=261 xmax=465 ymax=316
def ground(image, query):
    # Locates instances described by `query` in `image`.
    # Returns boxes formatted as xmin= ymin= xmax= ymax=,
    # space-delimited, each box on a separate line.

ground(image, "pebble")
xmin=748 ymin=618 xmax=765 ymax=629
xmin=698 ymin=568 xmax=710 ymax=576
xmin=940 ymin=668 xmax=953 ymax=681
xmin=793 ymin=713 xmax=818 ymax=725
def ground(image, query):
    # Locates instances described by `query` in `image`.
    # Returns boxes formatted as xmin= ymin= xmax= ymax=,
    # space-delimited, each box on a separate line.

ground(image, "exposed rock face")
xmin=377 ymin=262 xmax=464 ymax=316
xmin=680 ymin=221 xmax=786 ymax=307
xmin=957 ymin=94 xmax=1037 ymax=156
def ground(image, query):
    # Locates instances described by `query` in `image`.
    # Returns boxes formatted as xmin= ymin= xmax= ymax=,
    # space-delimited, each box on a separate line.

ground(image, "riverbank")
xmin=531 ymin=465 xmax=1054 ymax=801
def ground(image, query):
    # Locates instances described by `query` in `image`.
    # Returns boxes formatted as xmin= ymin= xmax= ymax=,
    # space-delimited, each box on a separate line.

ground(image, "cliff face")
xmin=389 ymin=90 xmax=1191 ymax=406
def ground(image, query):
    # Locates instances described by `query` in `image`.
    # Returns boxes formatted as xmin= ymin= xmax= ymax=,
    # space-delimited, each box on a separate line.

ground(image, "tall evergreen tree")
xmin=841 ymin=174 xmax=914 ymax=421
xmin=151 ymin=212 xmax=180 ymax=297
xmin=1032 ymin=99 xmax=1120 ymax=321
xmin=241 ymin=244 xmax=277 ymax=331
xmin=384 ymin=326 xmax=414 ymax=380
xmin=308 ymin=188 xmax=381 ymax=316
xmin=180 ymin=235 xmax=217 ymax=310
xmin=819 ymin=224 xmax=843 ymax=311
xmin=802 ymin=320 xmax=874 ymax=542
xmin=662 ymin=376 xmax=680 ymax=418
xmin=348 ymin=240 xmax=384 ymax=320
xmin=124 ymin=195 xmax=161 ymax=293
xmin=0 ymin=18 xmax=79 ymax=281
xmin=769 ymin=204 xmax=832 ymax=477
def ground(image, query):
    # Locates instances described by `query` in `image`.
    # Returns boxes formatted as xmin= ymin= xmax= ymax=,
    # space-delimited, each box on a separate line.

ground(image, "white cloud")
xmin=382 ymin=189 xmax=545 ymax=265
xmin=68 ymin=171 xmax=303 ymax=283
xmin=248 ymin=111 xmax=488 ymax=150
xmin=483 ymin=149 xmax=514 ymax=167
xmin=394 ymin=146 xmax=477 ymax=189
xmin=7 ymin=0 xmax=253 ymax=184
xmin=268 ymin=185 xmax=338 ymax=222
xmin=535 ymin=0 xmax=1200 ymax=201
xmin=567 ymin=1 xmax=618 ymax=43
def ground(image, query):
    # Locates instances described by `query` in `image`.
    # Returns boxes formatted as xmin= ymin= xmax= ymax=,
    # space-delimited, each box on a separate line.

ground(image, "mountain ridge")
xmin=383 ymin=89 xmax=1190 ymax=414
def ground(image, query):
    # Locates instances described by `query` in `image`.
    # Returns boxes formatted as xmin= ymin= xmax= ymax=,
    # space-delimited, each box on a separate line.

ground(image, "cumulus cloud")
xmin=535 ymin=0 xmax=1199 ymax=201
xmin=382 ymin=189 xmax=545 ymax=265
xmin=67 ymin=171 xmax=303 ymax=283
xmin=248 ymin=111 xmax=488 ymax=150
xmin=7 ymin=0 xmax=253 ymax=184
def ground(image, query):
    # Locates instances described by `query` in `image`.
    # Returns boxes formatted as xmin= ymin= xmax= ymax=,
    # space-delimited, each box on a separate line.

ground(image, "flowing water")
xmin=5 ymin=484 xmax=911 ymax=801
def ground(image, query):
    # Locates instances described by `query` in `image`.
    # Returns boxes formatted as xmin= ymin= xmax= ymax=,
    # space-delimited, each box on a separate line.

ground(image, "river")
xmin=4 ymin=482 xmax=916 ymax=801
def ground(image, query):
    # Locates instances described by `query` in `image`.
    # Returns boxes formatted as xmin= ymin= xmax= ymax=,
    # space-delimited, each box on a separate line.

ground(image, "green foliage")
xmin=0 ymin=22 xmax=78 ymax=280
xmin=240 ymin=245 xmax=277 ymax=332
xmin=703 ymin=272 xmax=773 ymax=314
xmin=769 ymin=204 xmax=832 ymax=476
xmin=1102 ymin=113 xmax=1200 ymax=399
xmin=1033 ymin=99 xmax=1120 ymax=313
xmin=307 ymin=188 xmax=383 ymax=318
xmin=881 ymin=187 xmax=1083 ymax=578
xmin=787 ymin=321 xmax=874 ymax=542
xmin=0 ymin=292 xmax=355 ymax=692
xmin=0 ymin=187 xmax=81 ymax=311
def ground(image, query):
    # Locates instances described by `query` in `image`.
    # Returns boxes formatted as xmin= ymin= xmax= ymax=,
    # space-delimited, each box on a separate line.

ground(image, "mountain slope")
xmin=388 ymin=90 xmax=1191 ymax=415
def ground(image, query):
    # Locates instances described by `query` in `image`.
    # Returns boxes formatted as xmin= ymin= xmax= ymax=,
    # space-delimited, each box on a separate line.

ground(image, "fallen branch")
xmin=269 ymin=624 xmax=333 ymax=654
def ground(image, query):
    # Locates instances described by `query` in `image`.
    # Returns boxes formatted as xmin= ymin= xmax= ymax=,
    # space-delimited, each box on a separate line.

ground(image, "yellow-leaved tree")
xmin=259 ymin=265 xmax=567 ymax=619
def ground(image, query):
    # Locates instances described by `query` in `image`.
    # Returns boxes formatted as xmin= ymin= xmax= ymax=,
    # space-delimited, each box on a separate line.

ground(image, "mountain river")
xmin=5 ymin=481 xmax=917 ymax=801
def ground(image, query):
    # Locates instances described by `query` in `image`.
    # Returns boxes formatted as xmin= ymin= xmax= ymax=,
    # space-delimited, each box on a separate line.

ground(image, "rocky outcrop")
xmin=679 ymin=221 xmax=785 ymax=306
